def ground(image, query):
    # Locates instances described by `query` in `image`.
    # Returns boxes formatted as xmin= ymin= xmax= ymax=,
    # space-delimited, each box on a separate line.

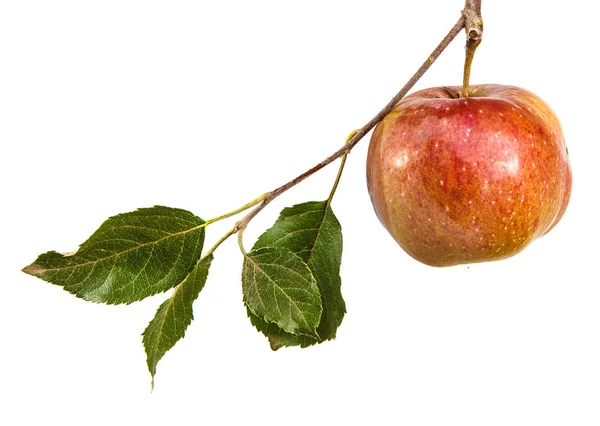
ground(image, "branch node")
xmin=462 ymin=0 xmax=483 ymax=44
xmin=461 ymin=0 xmax=483 ymax=97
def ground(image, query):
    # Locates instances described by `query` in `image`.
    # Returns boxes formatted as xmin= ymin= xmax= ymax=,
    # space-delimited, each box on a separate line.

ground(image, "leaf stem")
xmin=327 ymin=129 xmax=356 ymax=202
xmin=206 ymin=1 xmax=483 ymax=257
xmin=204 ymin=193 xmax=268 ymax=226
xmin=202 ymin=226 xmax=239 ymax=259
xmin=328 ymin=155 xmax=347 ymax=203
xmin=237 ymin=226 xmax=248 ymax=255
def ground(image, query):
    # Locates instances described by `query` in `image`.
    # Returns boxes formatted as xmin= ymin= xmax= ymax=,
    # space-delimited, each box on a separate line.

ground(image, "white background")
xmin=1 ymin=1 xmax=598 ymax=425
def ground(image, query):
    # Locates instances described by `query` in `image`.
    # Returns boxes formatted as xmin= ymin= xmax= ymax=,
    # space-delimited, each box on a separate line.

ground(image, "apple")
xmin=366 ymin=84 xmax=572 ymax=267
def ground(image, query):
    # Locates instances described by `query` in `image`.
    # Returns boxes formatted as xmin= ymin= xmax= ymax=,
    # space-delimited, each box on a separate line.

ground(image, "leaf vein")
xmin=38 ymin=223 xmax=204 ymax=273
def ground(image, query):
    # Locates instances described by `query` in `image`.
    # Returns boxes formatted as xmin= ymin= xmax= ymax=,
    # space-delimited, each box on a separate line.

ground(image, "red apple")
xmin=366 ymin=84 xmax=572 ymax=267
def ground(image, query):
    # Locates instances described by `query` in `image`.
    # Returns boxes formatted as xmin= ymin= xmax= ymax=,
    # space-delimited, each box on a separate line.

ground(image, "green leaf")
xmin=22 ymin=206 xmax=206 ymax=304
xmin=242 ymin=247 xmax=322 ymax=338
xmin=143 ymin=254 xmax=213 ymax=386
xmin=250 ymin=201 xmax=345 ymax=347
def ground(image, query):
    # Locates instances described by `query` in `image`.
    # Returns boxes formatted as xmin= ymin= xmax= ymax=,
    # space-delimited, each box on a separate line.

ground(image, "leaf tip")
xmin=146 ymin=360 xmax=158 ymax=391
xmin=268 ymin=335 xmax=282 ymax=351
xmin=21 ymin=262 xmax=45 ymax=277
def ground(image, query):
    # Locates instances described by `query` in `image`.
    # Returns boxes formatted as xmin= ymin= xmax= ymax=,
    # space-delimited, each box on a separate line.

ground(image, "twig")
xmin=222 ymin=1 xmax=483 ymax=251
xmin=463 ymin=0 xmax=483 ymax=42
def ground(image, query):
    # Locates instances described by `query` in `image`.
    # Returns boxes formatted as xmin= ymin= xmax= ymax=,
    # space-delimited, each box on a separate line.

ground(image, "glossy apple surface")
xmin=366 ymin=84 xmax=572 ymax=267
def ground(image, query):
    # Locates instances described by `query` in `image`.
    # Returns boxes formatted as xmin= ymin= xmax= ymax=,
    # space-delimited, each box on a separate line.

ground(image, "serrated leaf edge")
xmin=243 ymin=247 xmax=322 ymax=338
xmin=142 ymin=254 xmax=213 ymax=389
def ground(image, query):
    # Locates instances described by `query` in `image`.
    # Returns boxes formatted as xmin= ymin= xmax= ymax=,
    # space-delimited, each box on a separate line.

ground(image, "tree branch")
xmin=221 ymin=1 xmax=484 ymax=250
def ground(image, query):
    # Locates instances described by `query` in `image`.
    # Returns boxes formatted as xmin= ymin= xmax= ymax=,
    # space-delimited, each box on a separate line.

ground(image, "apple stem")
xmin=462 ymin=39 xmax=480 ymax=97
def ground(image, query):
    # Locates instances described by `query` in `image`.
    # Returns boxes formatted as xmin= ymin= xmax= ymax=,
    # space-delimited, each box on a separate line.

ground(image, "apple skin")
xmin=366 ymin=84 xmax=572 ymax=267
